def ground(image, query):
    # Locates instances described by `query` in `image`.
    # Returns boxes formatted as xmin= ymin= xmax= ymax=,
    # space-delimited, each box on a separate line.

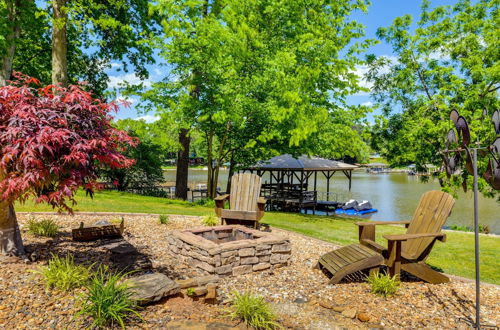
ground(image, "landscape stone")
xmin=240 ymin=256 xmax=259 ymax=265
xmin=127 ymin=273 xmax=180 ymax=305
xmin=232 ymin=265 xmax=252 ymax=276
xmin=253 ymin=263 xmax=271 ymax=271
xmin=271 ymin=243 xmax=291 ymax=253
xmin=357 ymin=312 xmax=371 ymax=322
xmin=238 ymin=248 xmax=255 ymax=257
xmin=342 ymin=307 xmax=357 ymax=319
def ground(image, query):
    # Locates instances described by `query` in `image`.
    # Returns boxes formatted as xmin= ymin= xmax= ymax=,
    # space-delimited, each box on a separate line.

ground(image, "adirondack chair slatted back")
xmin=403 ymin=190 xmax=455 ymax=260
xmin=230 ymin=173 xmax=262 ymax=212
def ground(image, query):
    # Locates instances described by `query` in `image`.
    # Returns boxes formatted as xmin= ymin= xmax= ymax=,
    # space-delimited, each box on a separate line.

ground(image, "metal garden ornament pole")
xmin=441 ymin=109 xmax=500 ymax=329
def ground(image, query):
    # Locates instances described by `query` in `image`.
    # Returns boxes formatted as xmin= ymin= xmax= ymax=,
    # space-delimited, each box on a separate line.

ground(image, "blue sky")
xmin=108 ymin=0 xmax=458 ymax=122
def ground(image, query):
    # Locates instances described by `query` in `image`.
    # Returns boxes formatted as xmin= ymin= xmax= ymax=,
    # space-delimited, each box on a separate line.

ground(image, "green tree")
xmin=366 ymin=0 xmax=499 ymax=197
xmin=49 ymin=0 xmax=158 ymax=86
xmin=0 ymin=0 xmax=38 ymax=86
xmin=101 ymin=119 xmax=166 ymax=191
xmin=139 ymin=0 xmax=373 ymax=198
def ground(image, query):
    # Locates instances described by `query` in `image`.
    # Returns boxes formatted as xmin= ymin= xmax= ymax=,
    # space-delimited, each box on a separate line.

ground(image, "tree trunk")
xmin=226 ymin=151 xmax=235 ymax=194
xmin=51 ymin=0 xmax=68 ymax=86
xmin=0 ymin=171 xmax=25 ymax=256
xmin=206 ymin=132 xmax=214 ymax=198
xmin=175 ymin=128 xmax=190 ymax=200
xmin=0 ymin=0 xmax=21 ymax=86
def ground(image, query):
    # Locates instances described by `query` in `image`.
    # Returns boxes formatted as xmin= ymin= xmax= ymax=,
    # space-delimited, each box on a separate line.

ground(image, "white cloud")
xmin=108 ymin=73 xmax=151 ymax=89
xmin=361 ymin=101 xmax=373 ymax=107
xmin=110 ymin=62 xmax=122 ymax=69
xmin=428 ymin=50 xmax=451 ymax=61
xmin=135 ymin=115 xmax=160 ymax=123
xmin=351 ymin=55 xmax=398 ymax=96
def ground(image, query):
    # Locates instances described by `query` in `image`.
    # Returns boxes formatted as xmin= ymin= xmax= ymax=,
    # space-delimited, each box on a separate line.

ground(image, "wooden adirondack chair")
xmin=317 ymin=190 xmax=455 ymax=284
xmin=214 ymin=173 xmax=266 ymax=229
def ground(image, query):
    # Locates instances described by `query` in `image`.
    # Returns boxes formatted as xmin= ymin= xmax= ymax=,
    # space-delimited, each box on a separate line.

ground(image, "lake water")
xmin=163 ymin=169 xmax=499 ymax=234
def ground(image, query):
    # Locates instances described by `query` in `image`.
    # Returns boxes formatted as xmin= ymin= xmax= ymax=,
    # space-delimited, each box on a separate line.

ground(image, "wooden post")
xmin=326 ymin=171 xmax=330 ymax=201
xmin=387 ymin=240 xmax=402 ymax=278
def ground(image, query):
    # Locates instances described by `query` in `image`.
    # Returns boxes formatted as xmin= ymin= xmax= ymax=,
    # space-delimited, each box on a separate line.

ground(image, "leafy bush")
xmin=159 ymin=214 xmax=169 ymax=225
xmin=194 ymin=198 xmax=215 ymax=207
xmin=202 ymin=214 xmax=219 ymax=227
xmin=77 ymin=267 xmax=141 ymax=329
xmin=227 ymin=291 xmax=281 ymax=330
xmin=186 ymin=287 xmax=195 ymax=296
xmin=366 ymin=271 xmax=400 ymax=297
xmin=33 ymin=254 xmax=91 ymax=291
xmin=27 ymin=217 xmax=59 ymax=237
xmin=448 ymin=224 xmax=490 ymax=234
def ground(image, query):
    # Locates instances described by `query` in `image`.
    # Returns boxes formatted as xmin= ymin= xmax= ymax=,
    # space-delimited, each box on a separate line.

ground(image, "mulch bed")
xmin=0 ymin=213 xmax=498 ymax=329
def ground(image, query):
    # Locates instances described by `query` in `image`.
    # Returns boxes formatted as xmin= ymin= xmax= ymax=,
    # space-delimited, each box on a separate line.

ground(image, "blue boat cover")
xmin=335 ymin=208 xmax=378 ymax=216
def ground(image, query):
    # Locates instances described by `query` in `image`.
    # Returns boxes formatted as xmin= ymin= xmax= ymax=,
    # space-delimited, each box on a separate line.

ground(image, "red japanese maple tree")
xmin=0 ymin=73 xmax=137 ymax=256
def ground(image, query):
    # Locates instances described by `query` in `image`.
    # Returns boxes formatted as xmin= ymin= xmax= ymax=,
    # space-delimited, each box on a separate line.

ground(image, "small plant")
xmin=226 ymin=290 xmax=281 ymax=330
xmin=77 ymin=267 xmax=142 ymax=329
xmin=194 ymin=198 xmax=215 ymax=207
xmin=366 ymin=271 xmax=400 ymax=297
xmin=32 ymin=254 xmax=91 ymax=291
xmin=202 ymin=214 xmax=219 ymax=227
xmin=186 ymin=287 xmax=195 ymax=296
xmin=26 ymin=217 xmax=59 ymax=237
xmin=158 ymin=214 xmax=169 ymax=225
xmin=448 ymin=224 xmax=490 ymax=234
xmin=110 ymin=217 xmax=124 ymax=225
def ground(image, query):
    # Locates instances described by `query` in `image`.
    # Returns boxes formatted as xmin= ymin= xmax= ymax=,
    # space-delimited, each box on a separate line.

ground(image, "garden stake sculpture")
xmin=441 ymin=109 xmax=500 ymax=330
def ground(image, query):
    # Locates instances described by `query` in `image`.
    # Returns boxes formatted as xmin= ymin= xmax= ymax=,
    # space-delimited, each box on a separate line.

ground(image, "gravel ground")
xmin=0 ymin=213 xmax=498 ymax=329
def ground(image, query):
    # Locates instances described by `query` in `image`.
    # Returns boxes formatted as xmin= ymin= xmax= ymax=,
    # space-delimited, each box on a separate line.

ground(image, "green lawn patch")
xmin=16 ymin=190 xmax=500 ymax=284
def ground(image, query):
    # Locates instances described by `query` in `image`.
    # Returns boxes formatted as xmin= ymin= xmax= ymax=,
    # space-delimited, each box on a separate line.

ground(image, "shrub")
xmin=366 ymin=271 xmax=400 ymax=297
xmin=33 ymin=254 xmax=91 ymax=291
xmin=27 ymin=217 xmax=59 ymax=237
xmin=227 ymin=291 xmax=281 ymax=330
xmin=186 ymin=287 xmax=195 ymax=296
xmin=77 ymin=267 xmax=142 ymax=329
xmin=158 ymin=214 xmax=169 ymax=225
xmin=194 ymin=198 xmax=215 ymax=207
xmin=448 ymin=224 xmax=490 ymax=234
xmin=202 ymin=214 xmax=219 ymax=227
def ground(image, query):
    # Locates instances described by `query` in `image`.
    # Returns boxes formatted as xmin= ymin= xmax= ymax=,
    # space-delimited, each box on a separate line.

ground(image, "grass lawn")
xmin=16 ymin=190 xmax=500 ymax=284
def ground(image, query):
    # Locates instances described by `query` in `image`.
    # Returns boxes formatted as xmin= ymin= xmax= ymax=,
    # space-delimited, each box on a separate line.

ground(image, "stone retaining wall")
xmin=167 ymin=225 xmax=291 ymax=276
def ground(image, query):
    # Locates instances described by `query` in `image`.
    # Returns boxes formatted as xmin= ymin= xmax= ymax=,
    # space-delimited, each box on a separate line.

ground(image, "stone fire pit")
xmin=167 ymin=225 xmax=291 ymax=276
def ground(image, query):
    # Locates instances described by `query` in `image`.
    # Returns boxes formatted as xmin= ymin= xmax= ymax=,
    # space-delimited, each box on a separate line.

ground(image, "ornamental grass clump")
xmin=33 ymin=254 xmax=91 ymax=291
xmin=158 ymin=214 xmax=169 ymax=225
xmin=27 ymin=217 xmax=59 ymax=237
xmin=366 ymin=271 xmax=401 ymax=297
xmin=227 ymin=290 xmax=281 ymax=330
xmin=77 ymin=267 xmax=141 ymax=329
xmin=202 ymin=214 xmax=219 ymax=226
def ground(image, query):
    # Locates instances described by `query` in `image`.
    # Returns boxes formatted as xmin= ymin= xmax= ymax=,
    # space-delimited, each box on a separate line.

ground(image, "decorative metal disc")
xmin=464 ymin=147 xmax=473 ymax=175
xmin=455 ymin=116 xmax=471 ymax=146
xmin=491 ymin=137 xmax=500 ymax=164
xmin=450 ymin=109 xmax=460 ymax=124
xmin=492 ymin=110 xmax=500 ymax=135
xmin=483 ymin=159 xmax=500 ymax=190
xmin=447 ymin=129 xmax=457 ymax=145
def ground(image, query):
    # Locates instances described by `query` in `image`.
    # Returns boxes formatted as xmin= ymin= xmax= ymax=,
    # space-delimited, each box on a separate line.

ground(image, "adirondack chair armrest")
xmin=214 ymin=194 xmax=230 ymax=217
xmin=214 ymin=194 xmax=230 ymax=202
xmin=356 ymin=221 xmax=411 ymax=227
xmin=383 ymin=233 xmax=446 ymax=242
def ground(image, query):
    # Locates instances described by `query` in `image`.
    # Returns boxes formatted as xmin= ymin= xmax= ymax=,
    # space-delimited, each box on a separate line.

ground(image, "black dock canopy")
xmin=243 ymin=154 xmax=358 ymax=199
